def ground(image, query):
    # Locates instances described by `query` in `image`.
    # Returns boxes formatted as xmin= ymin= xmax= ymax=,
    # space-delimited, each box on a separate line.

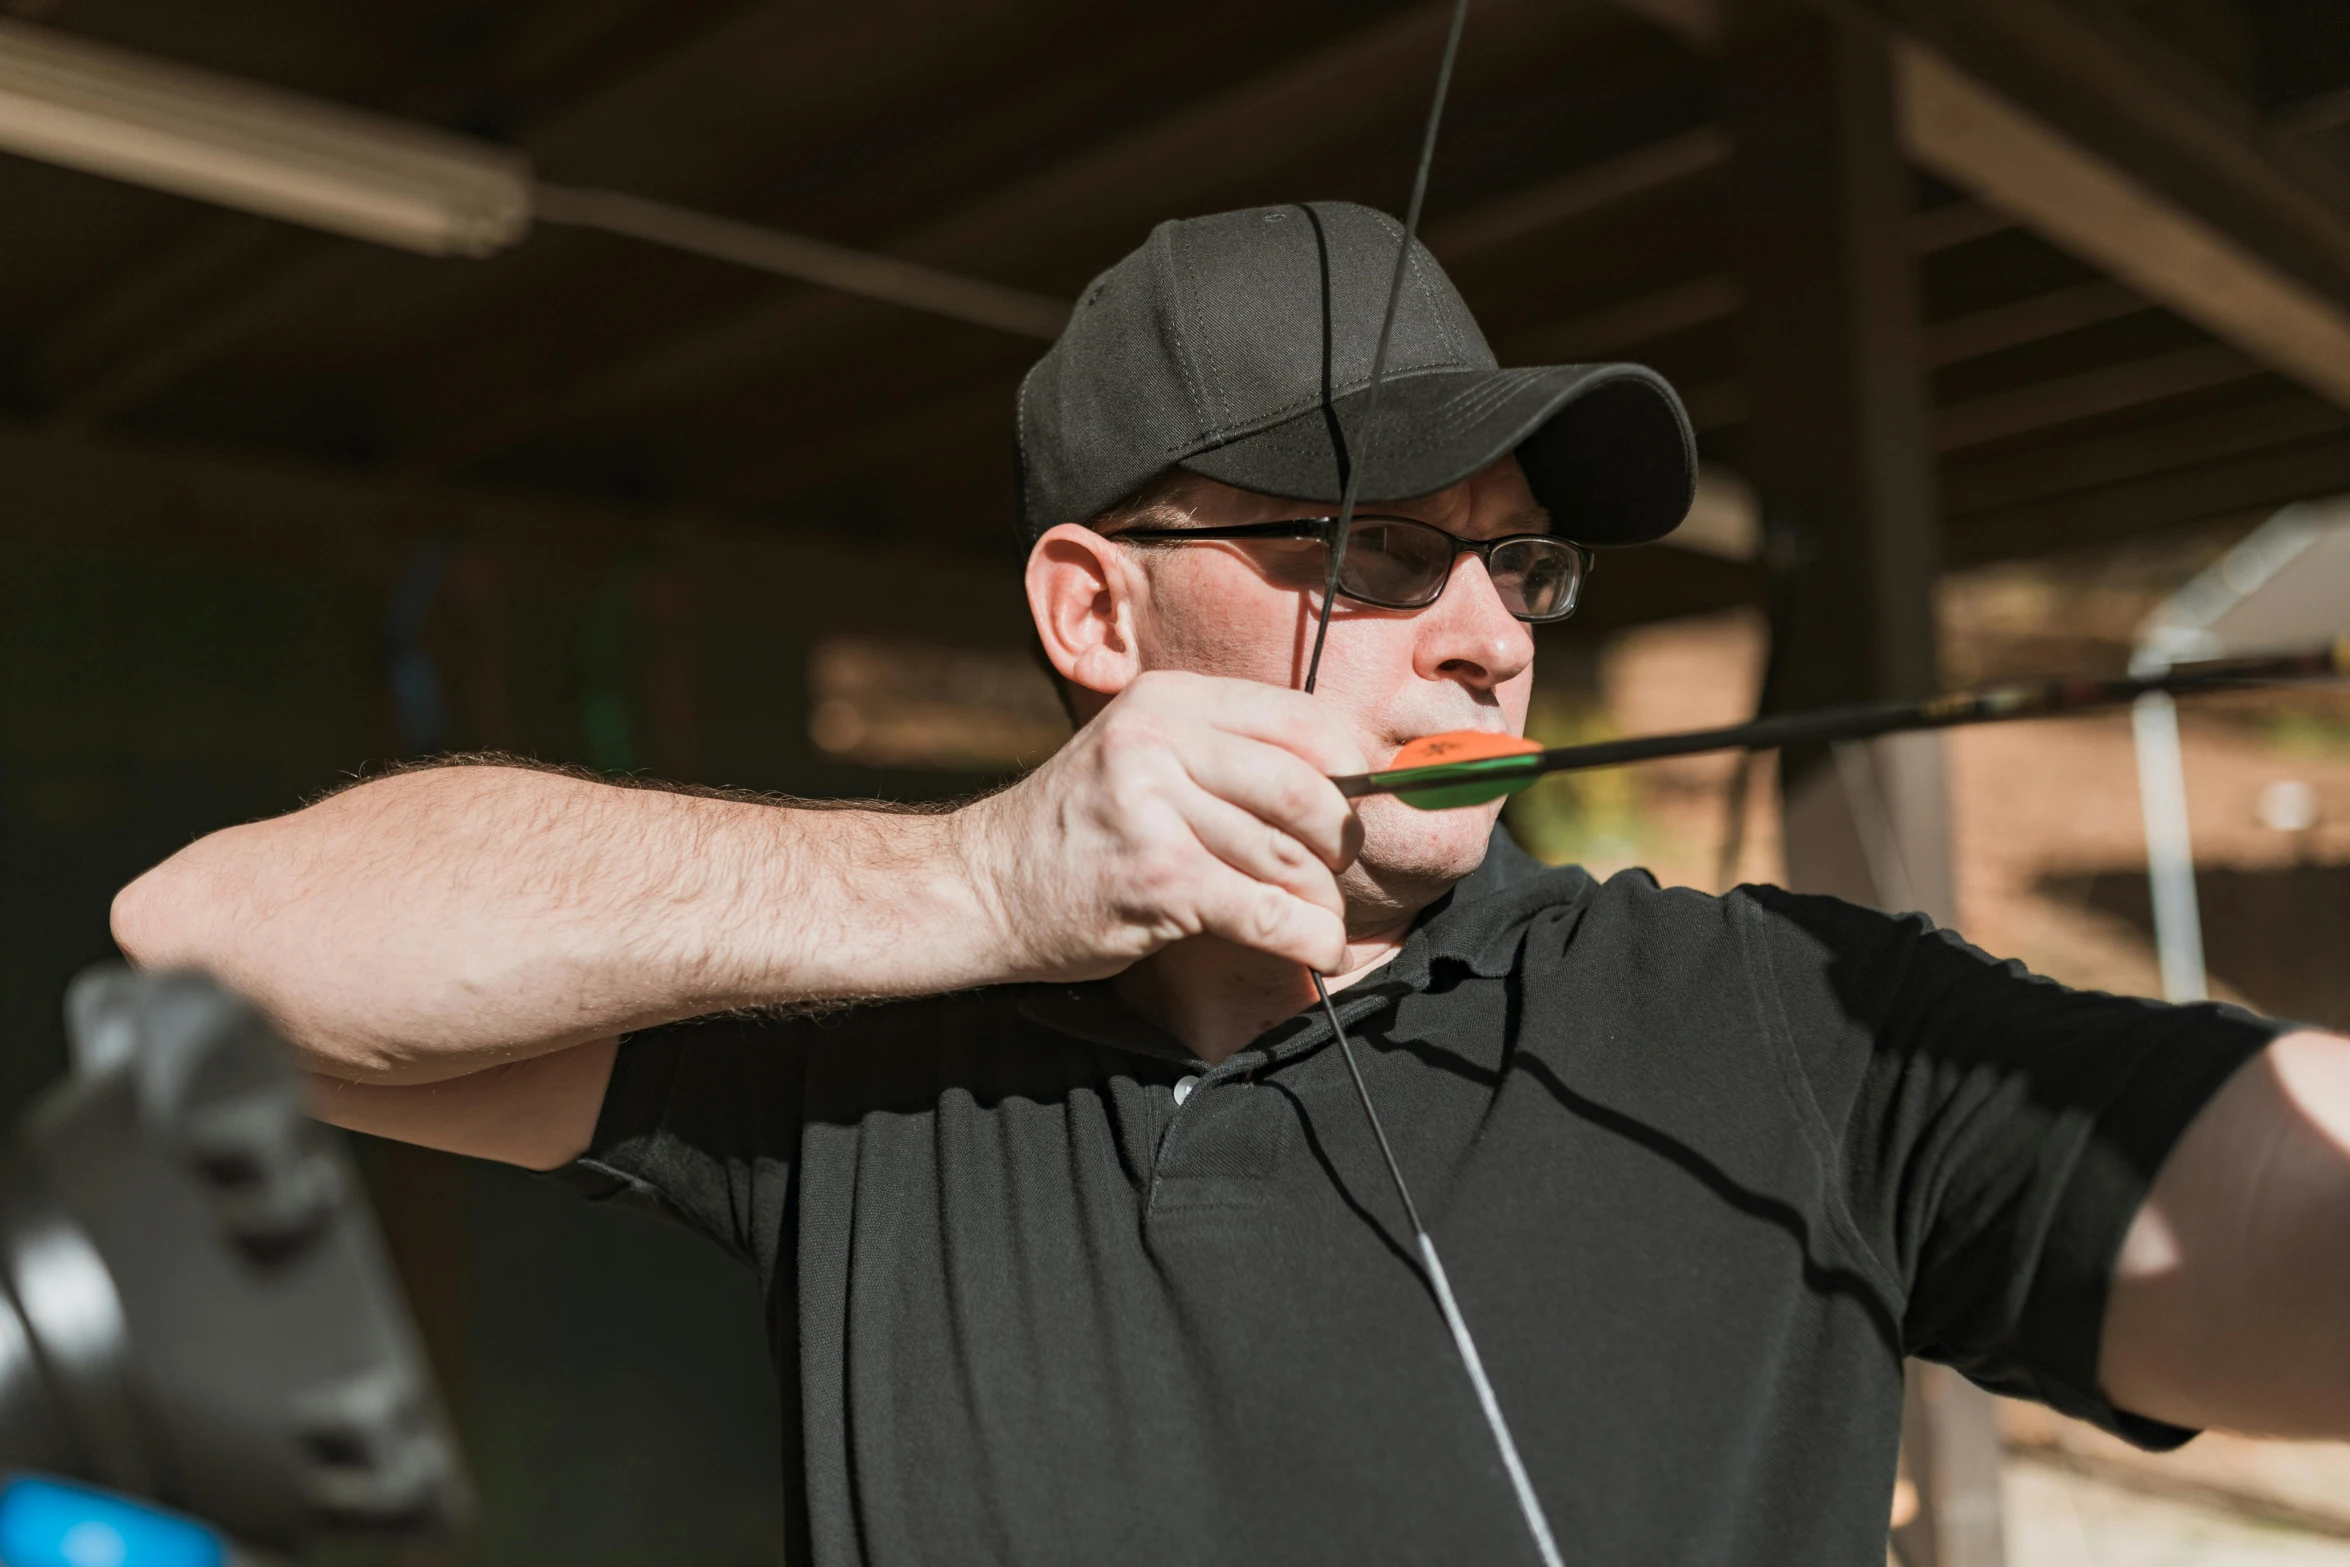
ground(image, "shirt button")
xmin=1173 ymin=1076 xmax=1200 ymax=1105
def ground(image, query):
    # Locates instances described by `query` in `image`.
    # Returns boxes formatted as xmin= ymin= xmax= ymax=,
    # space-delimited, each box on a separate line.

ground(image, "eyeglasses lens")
xmin=1490 ymin=539 xmax=1583 ymax=620
xmin=1336 ymin=520 xmax=1454 ymax=608
xmin=1334 ymin=518 xmax=1584 ymax=621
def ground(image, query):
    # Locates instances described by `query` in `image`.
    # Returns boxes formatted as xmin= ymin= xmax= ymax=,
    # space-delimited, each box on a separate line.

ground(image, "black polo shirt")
xmin=559 ymin=830 xmax=2279 ymax=1565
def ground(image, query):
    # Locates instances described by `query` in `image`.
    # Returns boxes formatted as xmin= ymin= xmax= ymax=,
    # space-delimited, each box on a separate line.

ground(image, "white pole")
xmin=2130 ymin=682 xmax=2207 ymax=1002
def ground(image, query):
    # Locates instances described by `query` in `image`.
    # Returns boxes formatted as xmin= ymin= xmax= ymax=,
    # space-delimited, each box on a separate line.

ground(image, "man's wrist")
xmin=755 ymin=803 xmax=1024 ymax=1002
xmin=933 ymin=796 xmax=1032 ymax=988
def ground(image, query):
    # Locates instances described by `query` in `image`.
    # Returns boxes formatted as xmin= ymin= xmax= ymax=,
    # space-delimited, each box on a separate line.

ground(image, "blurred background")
xmin=1 ymin=0 xmax=2347 ymax=1562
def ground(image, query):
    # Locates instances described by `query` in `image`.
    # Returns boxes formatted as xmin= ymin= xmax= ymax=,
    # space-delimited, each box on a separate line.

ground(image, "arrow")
xmin=1335 ymin=639 xmax=2350 ymax=810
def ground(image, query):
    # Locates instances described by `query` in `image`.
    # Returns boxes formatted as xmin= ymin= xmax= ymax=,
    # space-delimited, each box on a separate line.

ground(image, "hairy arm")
xmin=114 ymin=766 xmax=1001 ymax=1167
xmin=301 ymin=1045 xmax=619 ymax=1172
xmin=112 ymin=674 xmax=1367 ymax=1168
xmin=2101 ymin=1029 xmax=2350 ymax=1437
xmin=114 ymin=765 xmax=992 ymax=1086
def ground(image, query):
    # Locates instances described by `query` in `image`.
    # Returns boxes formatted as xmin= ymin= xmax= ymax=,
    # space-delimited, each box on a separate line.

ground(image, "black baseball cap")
xmin=1015 ymin=200 xmax=1696 ymax=548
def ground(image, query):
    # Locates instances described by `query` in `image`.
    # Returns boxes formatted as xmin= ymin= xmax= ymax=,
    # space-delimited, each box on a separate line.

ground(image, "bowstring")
xmin=1299 ymin=0 xmax=1467 ymax=701
xmin=1297 ymin=4 xmax=1564 ymax=1564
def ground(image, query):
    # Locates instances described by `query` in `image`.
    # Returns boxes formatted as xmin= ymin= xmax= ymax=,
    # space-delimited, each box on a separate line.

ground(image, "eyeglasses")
xmin=1111 ymin=514 xmax=1592 ymax=623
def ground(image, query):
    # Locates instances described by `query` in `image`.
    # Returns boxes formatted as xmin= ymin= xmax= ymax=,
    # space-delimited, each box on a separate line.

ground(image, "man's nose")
xmin=1415 ymin=551 xmax=1535 ymax=691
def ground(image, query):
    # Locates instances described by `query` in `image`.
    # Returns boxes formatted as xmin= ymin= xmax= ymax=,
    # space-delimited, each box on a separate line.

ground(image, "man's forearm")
xmin=111 ymin=671 xmax=1369 ymax=1105
xmin=112 ymin=765 xmax=1002 ymax=1084
xmin=303 ymin=1042 xmax=619 ymax=1169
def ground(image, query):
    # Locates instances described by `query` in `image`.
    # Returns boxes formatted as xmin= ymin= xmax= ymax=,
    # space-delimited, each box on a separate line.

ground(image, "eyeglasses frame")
xmin=1108 ymin=514 xmax=1595 ymax=624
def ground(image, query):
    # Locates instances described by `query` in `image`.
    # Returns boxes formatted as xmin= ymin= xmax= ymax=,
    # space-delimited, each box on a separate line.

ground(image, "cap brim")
xmin=1176 ymin=362 xmax=1695 ymax=547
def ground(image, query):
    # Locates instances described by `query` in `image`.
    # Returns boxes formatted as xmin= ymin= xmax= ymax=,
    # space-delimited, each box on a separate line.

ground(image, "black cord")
xmin=1295 ymin=4 xmax=1563 ymax=1562
xmin=1310 ymin=972 xmax=1559 ymax=1567
xmin=1311 ymin=977 xmax=1424 ymax=1228
xmin=1300 ymin=0 xmax=1469 ymax=702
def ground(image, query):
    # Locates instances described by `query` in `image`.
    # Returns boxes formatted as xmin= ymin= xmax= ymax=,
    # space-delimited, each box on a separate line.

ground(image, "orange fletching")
xmin=1385 ymin=730 xmax=1543 ymax=770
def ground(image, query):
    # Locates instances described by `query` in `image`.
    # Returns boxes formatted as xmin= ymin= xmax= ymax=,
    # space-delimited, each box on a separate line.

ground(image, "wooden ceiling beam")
xmin=1501 ymin=275 xmax=1742 ymax=362
xmin=0 ymin=422 xmax=1034 ymax=648
xmin=1943 ymin=394 xmax=2350 ymax=518
xmin=1423 ymin=126 xmax=1729 ymax=258
xmin=37 ymin=215 xmax=291 ymax=406
xmin=1675 ymin=336 xmax=2274 ymax=455
xmin=707 ymin=382 xmax=1010 ymax=511
xmin=718 ymin=266 xmax=2195 ymax=515
xmin=29 ymin=0 xmax=773 ymax=434
xmin=1921 ymin=277 xmax=2147 ymax=365
xmin=1896 ymin=40 xmax=2350 ymax=413
xmin=394 ymin=0 xmax=1580 ymax=477
xmin=15 ymin=403 xmax=2334 ymax=658
xmin=1946 ymin=430 xmax=2350 ymax=566
xmin=1932 ymin=342 xmax=2261 ymax=452
xmin=1490 ymin=196 xmax=2019 ymax=364
xmin=46 ymin=248 xmax=385 ymax=434
xmin=1497 ymin=269 xmax=2152 ymax=387
xmin=711 ymin=189 xmax=2038 ymax=507
xmin=1602 ymin=0 xmax=2350 ymax=412
xmin=1906 ymin=195 xmax=2013 ymax=252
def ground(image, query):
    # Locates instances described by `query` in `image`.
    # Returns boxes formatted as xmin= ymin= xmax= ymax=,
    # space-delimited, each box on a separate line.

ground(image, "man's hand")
xmin=956 ymin=670 xmax=1368 ymax=982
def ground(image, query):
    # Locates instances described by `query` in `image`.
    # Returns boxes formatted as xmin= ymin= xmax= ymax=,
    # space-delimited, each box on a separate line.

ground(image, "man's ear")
xmin=1026 ymin=523 xmax=1144 ymax=701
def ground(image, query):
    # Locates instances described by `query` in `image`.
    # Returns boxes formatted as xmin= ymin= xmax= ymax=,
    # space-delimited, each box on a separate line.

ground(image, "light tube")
xmin=0 ymin=21 xmax=1064 ymax=336
xmin=0 ymin=18 xmax=529 ymax=257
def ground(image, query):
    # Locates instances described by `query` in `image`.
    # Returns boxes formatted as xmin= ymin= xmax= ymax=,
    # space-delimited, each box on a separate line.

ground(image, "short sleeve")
xmin=1743 ymin=887 xmax=2287 ymax=1448
xmin=547 ymin=1013 xmax=808 ymax=1279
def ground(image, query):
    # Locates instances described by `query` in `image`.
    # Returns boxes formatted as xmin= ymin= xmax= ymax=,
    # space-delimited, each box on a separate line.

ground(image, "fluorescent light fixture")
xmin=0 ymin=20 xmax=1063 ymax=334
xmin=0 ymin=18 xmax=529 ymax=256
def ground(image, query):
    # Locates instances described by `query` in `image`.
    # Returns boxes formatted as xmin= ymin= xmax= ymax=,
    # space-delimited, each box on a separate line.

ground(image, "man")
xmin=114 ymin=203 xmax=2350 ymax=1565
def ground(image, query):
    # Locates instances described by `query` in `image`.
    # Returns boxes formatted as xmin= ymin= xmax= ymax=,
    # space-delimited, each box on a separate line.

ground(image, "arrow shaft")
xmin=1333 ymin=640 xmax=2350 ymax=801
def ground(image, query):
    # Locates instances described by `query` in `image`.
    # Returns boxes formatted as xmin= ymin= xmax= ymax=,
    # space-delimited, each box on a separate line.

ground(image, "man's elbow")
xmin=111 ymin=835 xmax=237 ymax=971
xmin=112 ymin=856 xmax=179 ymax=968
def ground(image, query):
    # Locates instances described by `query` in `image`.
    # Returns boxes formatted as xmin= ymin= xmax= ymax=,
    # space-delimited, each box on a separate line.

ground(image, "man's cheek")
xmin=1149 ymin=568 xmax=1308 ymax=683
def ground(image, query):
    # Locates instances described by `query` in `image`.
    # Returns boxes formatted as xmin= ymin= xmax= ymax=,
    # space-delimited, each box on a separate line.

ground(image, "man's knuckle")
xmin=1266 ymin=773 xmax=1317 ymax=823
xmin=1094 ymin=723 xmax=1166 ymax=780
xmin=1269 ymin=829 xmax=1314 ymax=878
xmin=1130 ymin=843 xmax=1191 ymax=904
xmin=1293 ymin=831 xmax=1334 ymax=881
xmin=1247 ymin=885 xmax=1290 ymax=945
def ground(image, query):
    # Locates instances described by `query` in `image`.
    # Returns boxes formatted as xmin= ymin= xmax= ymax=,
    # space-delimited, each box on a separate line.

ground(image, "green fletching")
xmin=1372 ymin=755 xmax=1546 ymax=811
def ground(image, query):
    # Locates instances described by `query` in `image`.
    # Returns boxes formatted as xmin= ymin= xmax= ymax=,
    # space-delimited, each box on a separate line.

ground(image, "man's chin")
xmin=1345 ymin=799 xmax=1504 ymax=919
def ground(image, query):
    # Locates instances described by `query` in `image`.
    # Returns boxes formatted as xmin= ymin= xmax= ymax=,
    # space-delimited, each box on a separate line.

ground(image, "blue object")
xmin=0 ymin=1476 xmax=223 ymax=1567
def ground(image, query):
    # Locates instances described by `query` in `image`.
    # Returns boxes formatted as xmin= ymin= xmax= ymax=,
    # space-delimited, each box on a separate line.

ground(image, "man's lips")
xmin=1384 ymin=720 xmax=1513 ymax=751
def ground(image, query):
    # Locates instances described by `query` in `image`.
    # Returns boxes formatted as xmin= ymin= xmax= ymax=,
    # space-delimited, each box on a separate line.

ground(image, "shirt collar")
xmin=1389 ymin=821 xmax=1583 ymax=982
